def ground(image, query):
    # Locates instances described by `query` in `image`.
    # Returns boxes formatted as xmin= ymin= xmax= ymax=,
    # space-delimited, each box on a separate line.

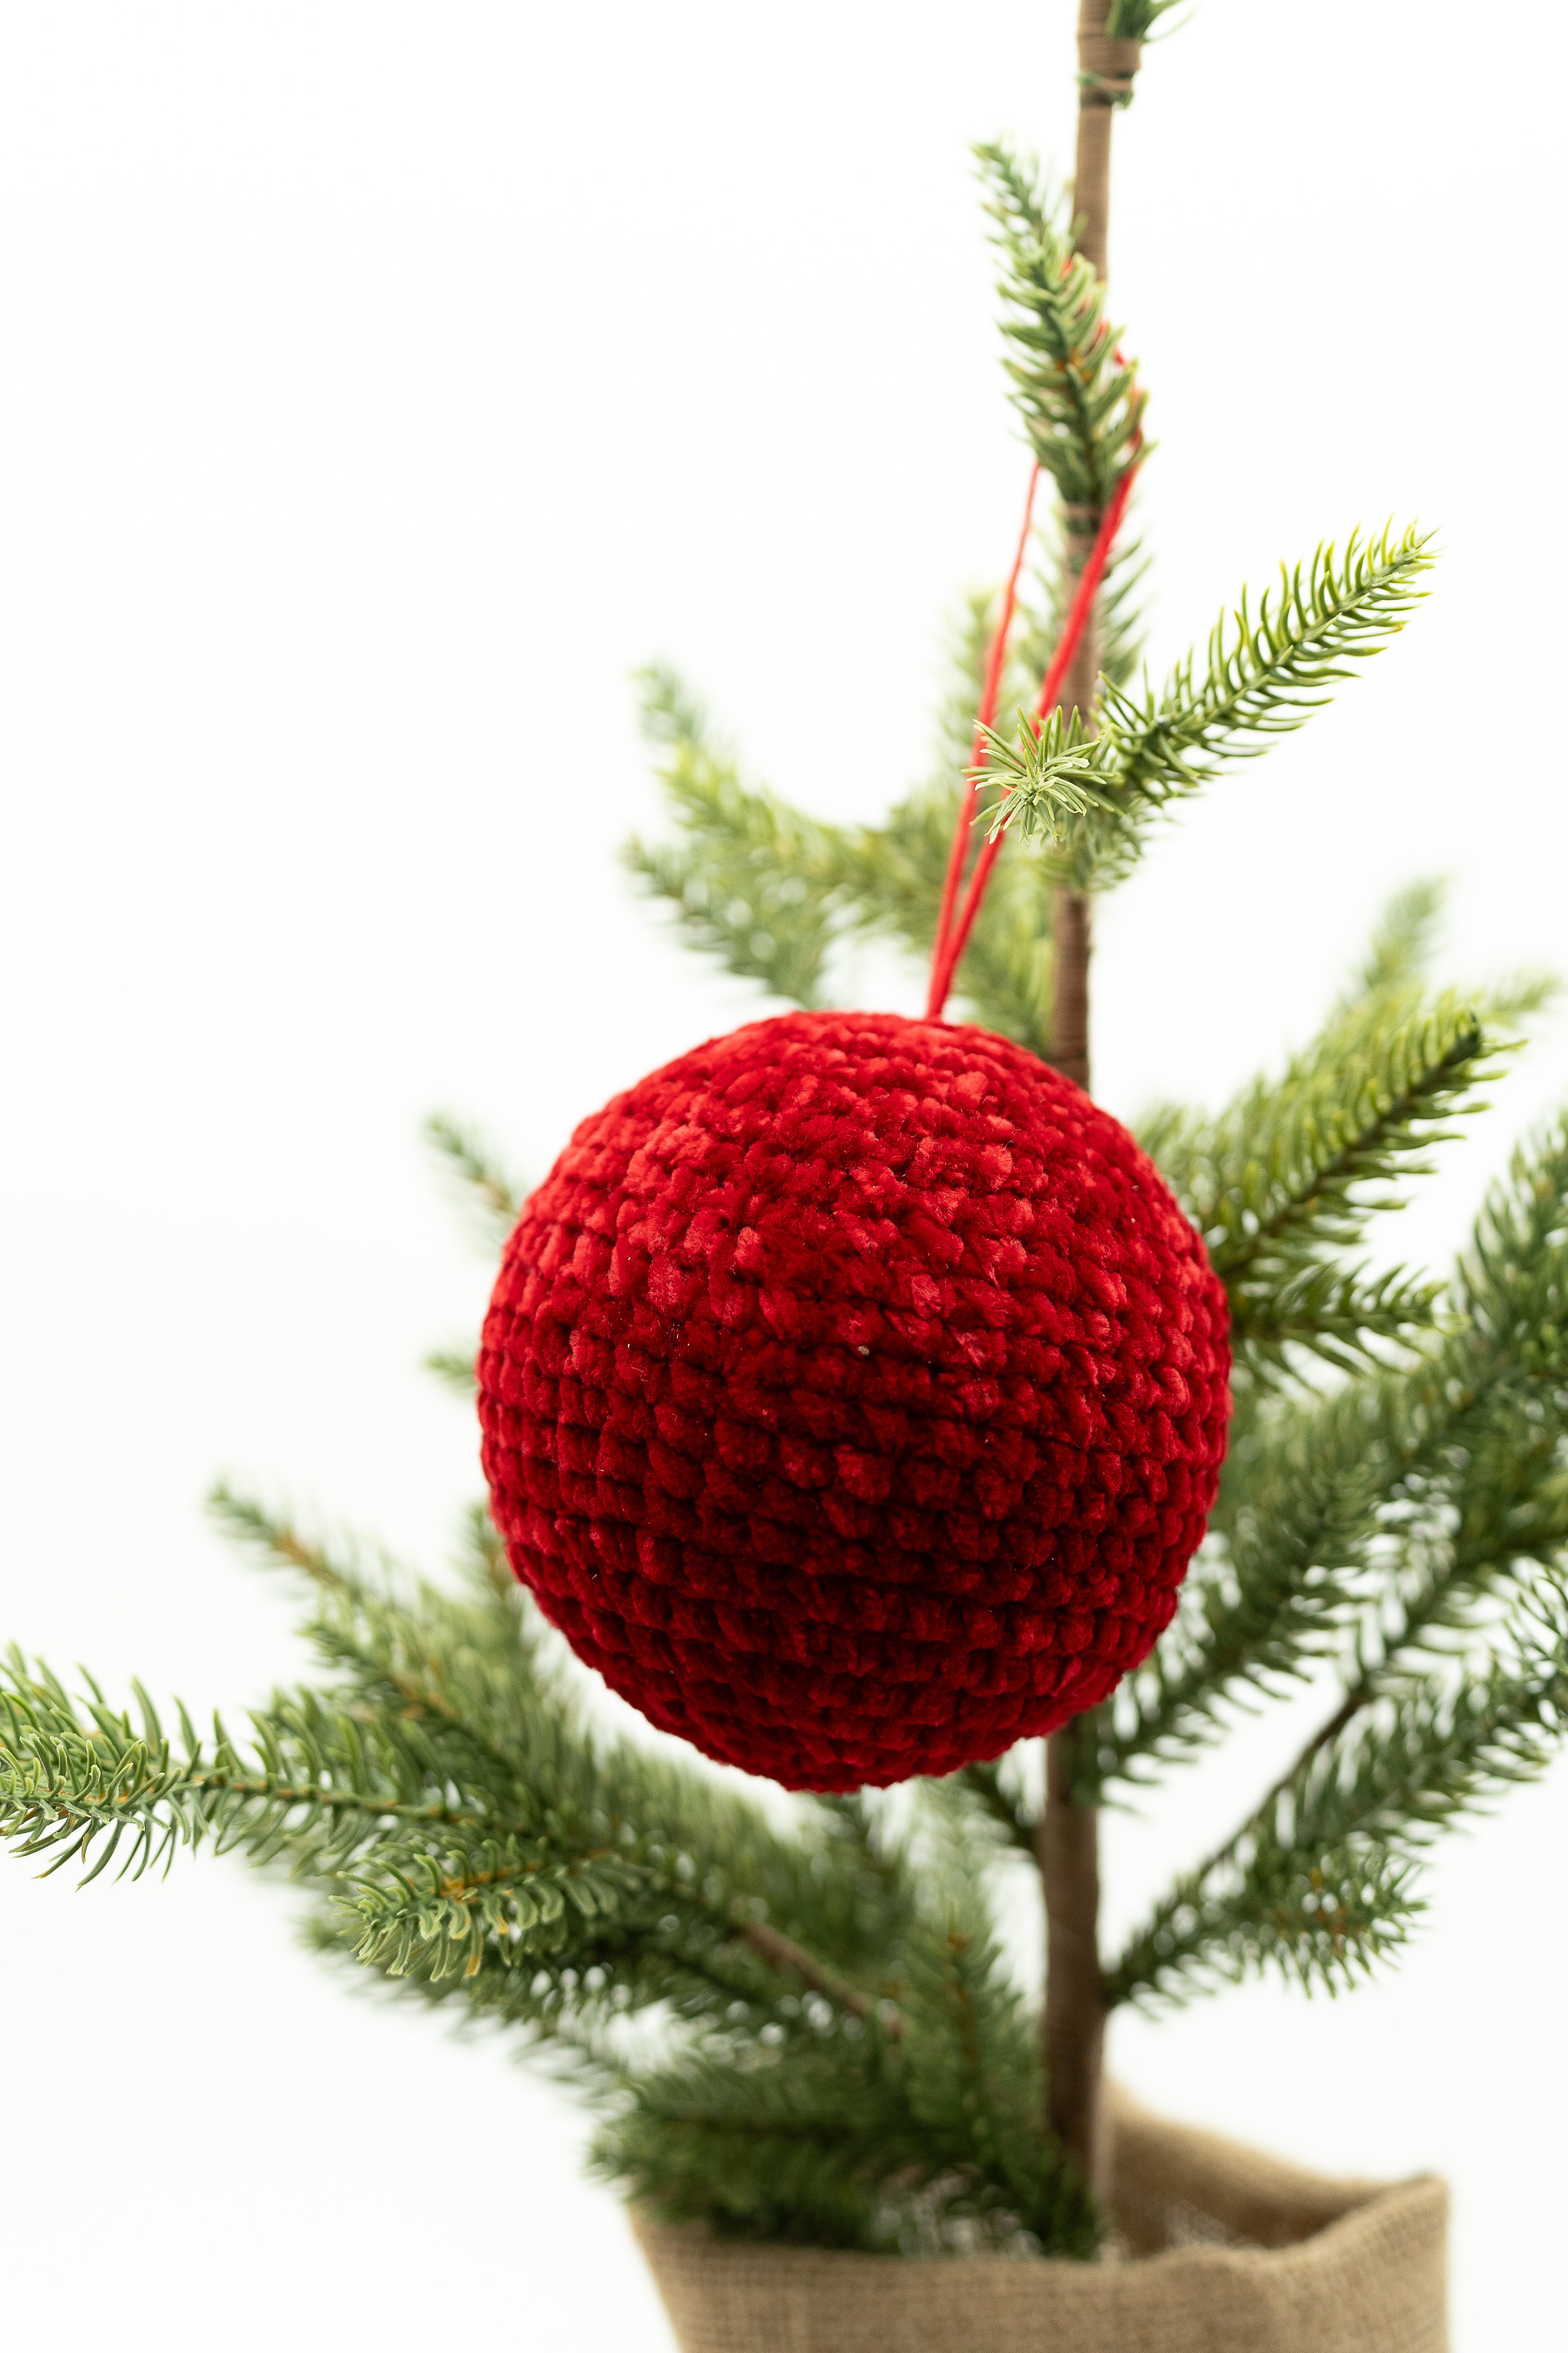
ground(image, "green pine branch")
xmin=626 ymin=630 xmax=1062 ymax=1056
xmin=1103 ymin=1120 xmax=1568 ymax=2004
xmin=1103 ymin=524 xmax=1433 ymax=800
xmin=0 ymin=1494 xmax=1109 ymax=2259
xmin=973 ymin=706 xmax=1122 ymax=846
xmin=0 ymin=1627 xmax=901 ymax=2013
xmin=1107 ymin=1568 xmax=1568 ymax=2010
xmin=418 ymin=1108 xmax=533 ymax=1390
xmin=1081 ymin=1424 xmax=1384 ymax=1795
xmin=424 ymin=1344 xmax=478 ymax=1397
xmin=1084 ymin=1107 xmax=1568 ymax=1819
xmin=0 ymin=1653 xmax=514 ymax=1888
xmin=979 ymin=527 xmax=1435 ymax=892
xmin=1226 ymin=1262 xmax=1442 ymax=1380
xmin=842 ymin=774 xmax=1058 ymax=1055
xmin=9 ymin=1487 xmax=927 ymax=2011
xmin=1105 ymin=0 xmax=1184 ymax=37
xmin=1349 ymin=879 xmax=1447 ymax=1001
xmin=1138 ymin=895 xmax=1554 ymax=1384
xmin=1340 ymin=1123 xmax=1568 ymax=1680
xmin=1146 ymin=993 xmax=1503 ymax=1383
xmin=599 ymin=1791 xmax=1096 ymax=2255
xmin=1106 ymin=1833 xmax=1424 ymax=2009
xmin=423 ymin=1113 xmax=525 ymax=1251
xmin=1455 ymin=1119 xmax=1568 ymax=1385
xmin=624 ymin=665 xmax=845 ymax=1008
xmin=974 ymin=142 xmax=1146 ymax=515
xmin=601 ymin=2037 xmax=926 ymax=2251
xmin=898 ymin=1912 xmax=1094 ymax=2252
xmin=953 ymin=1756 xmax=1039 ymax=1859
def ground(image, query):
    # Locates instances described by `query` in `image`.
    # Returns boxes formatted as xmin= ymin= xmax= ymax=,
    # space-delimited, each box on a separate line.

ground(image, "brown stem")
xmin=1049 ymin=886 xmax=1094 ymax=1094
xmin=1039 ymin=1721 xmax=1108 ymax=2195
xmin=1037 ymin=0 xmax=1143 ymax=2205
xmin=1046 ymin=516 xmax=1100 ymax=1091
xmin=1073 ymin=3 xmax=1142 ymax=279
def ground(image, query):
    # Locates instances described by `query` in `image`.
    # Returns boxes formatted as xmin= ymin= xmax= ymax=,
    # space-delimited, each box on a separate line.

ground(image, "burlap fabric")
xmin=633 ymin=2094 xmax=1447 ymax=2353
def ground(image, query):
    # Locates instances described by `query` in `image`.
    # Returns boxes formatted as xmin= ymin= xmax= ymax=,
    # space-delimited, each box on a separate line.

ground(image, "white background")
xmin=1 ymin=2 xmax=1564 ymax=2344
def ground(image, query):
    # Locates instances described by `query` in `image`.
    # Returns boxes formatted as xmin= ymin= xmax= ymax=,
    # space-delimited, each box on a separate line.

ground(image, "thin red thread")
xmin=927 ymin=464 xmax=1041 ymax=1001
xmin=926 ymin=462 xmax=1139 ymax=1022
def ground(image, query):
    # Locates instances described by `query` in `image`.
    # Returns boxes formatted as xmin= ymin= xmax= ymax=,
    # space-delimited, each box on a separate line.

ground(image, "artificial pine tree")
xmin=3 ymin=0 xmax=1567 ymax=2285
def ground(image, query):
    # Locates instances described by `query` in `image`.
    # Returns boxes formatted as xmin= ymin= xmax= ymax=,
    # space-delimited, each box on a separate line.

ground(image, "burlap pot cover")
xmin=633 ymin=2093 xmax=1448 ymax=2353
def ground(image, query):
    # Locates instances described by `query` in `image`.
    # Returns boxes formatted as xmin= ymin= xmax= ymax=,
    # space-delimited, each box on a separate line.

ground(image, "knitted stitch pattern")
xmin=478 ymin=1011 xmax=1231 ymax=1790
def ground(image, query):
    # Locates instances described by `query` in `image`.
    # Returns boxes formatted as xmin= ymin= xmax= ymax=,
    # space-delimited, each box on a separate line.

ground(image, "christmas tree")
xmin=4 ymin=0 xmax=1566 ymax=2275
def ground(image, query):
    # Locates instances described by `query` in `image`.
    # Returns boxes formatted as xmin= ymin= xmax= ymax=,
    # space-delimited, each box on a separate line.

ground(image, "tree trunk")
xmin=1039 ymin=1717 xmax=1109 ymax=2193
xmin=1039 ymin=0 xmax=1141 ymax=2206
xmin=1071 ymin=0 xmax=1142 ymax=277
xmin=1047 ymin=885 xmax=1093 ymax=1094
xmin=1046 ymin=506 xmax=1101 ymax=1097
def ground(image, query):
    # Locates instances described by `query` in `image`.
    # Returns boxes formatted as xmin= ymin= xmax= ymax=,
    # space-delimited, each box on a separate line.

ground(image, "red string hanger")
xmin=928 ymin=463 xmax=1042 ymax=976
xmin=924 ymin=459 xmax=1139 ymax=1023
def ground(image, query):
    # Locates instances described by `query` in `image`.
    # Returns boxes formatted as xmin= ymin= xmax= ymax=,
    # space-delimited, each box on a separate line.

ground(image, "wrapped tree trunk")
xmin=1038 ymin=0 xmax=1141 ymax=2201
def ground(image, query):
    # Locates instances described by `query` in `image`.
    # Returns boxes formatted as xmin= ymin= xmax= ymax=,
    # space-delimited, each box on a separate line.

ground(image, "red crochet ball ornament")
xmin=478 ymin=1010 xmax=1230 ymax=1791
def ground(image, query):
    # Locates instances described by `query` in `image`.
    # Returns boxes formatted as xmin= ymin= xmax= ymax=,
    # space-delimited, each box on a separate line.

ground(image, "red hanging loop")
xmin=927 ymin=463 xmax=1041 ymax=991
xmin=925 ymin=461 xmax=1138 ymax=1022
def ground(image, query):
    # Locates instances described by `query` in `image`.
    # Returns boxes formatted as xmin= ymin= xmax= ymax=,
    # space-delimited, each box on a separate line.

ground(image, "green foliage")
xmin=1098 ymin=1116 xmax=1568 ymax=2005
xmin=624 ymin=638 xmax=1062 ymax=1056
xmin=625 ymin=417 xmax=1430 ymax=1042
xmin=1105 ymin=524 xmax=1433 ymax=796
xmin=424 ymin=1112 xmax=525 ymax=1251
xmin=1083 ymin=1428 xmax=1384 ymax=1792
xmin=1106 ymin=1570 xmax=1568 ymax=2010
xmin=984 ymin=526 xmax=1435 ymax=890
xmin=424 ymin=1345 xmax=478 ymax=1398
xmin=1351 ymin=878 xmax=1447 ymax=999
xmin=974 ymin=141 xmax=1146 ymax=514
xmin=954 ymin=1753 xmax=1039 ymax=1859
xmin=418 ymin=1115 xmax=514 ymax=1395
xmin=606 ymin=1796 xmax=1095 ymax=2254
xmin=0 ymin=1490 xmax=1097 ymax=2255
xmin=625 ymin=666 xmax=846 ymax=1009
xmin=1106 ymin=1835 xmax=1425 ymax=2009
xmin=974 ymin=705 xmax=1122 ymax=845
xmin=841 ymin=733 xmax=1061 ymax=1056
xmin=1050 ymin=926 xmax=1567 ymax=2002
xmin=1153 ymin=993 xmax=1490 ymax=1379
xmin=619 ymin=502 xmax=1154 ymax=1051
xmin=1105 ymin=0 xmax=1183 ymax=39
xmin=1140 ymin=907 xmax=1552 ymax=1385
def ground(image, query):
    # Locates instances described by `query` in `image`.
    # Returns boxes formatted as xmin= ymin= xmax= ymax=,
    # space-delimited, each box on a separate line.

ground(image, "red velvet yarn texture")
xmin=478 ymin=1010 xmax=1231 ymax=1791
